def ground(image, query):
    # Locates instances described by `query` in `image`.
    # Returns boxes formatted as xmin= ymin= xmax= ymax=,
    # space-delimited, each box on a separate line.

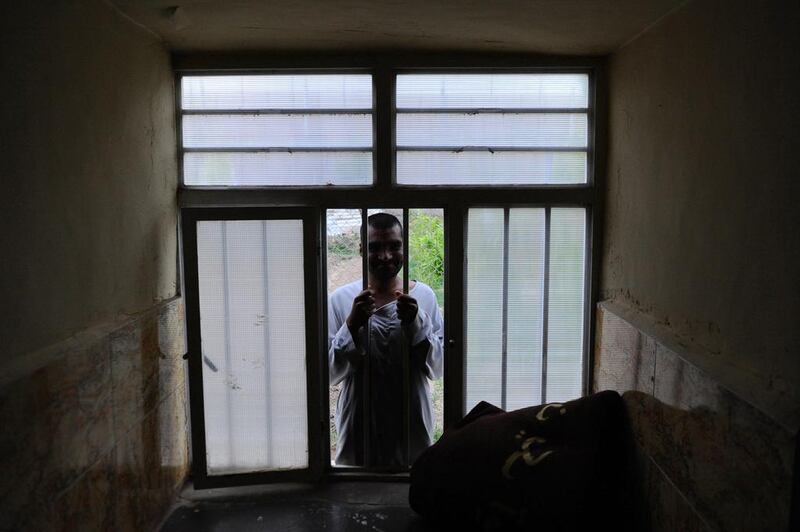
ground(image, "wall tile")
xmin=651 ymin=346 xmax=794 ymax=531
xmin=594 ymin=306 xmax=656 ymax=395
xmin=51 ymin=448 xmax=118 ymax=532
xmin=111 ymin=320 xmax=160 ymax=439
xmin=595 ymin=301 xmax=797 ymax=532
xmin=0 ymin=298 xmax=188 ymax=532
xmin=114 ymin=385 xmax=189 ymax=532
xmin=0 ymin=338 xmax=115 ymax=532
xmin=645 ymin=457 xmax=709 ymax=532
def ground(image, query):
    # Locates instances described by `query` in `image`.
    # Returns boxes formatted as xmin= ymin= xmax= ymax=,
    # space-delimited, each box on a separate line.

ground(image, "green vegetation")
xmin=328 ymin=211 xmax=447 ymax=452
xmin=408 ymin=211 xmax=445 ymax=308
xmin=408 ymin=211 xmax=445 ymax=442
xmin=328 ymin=230 xmax=360 ymax=259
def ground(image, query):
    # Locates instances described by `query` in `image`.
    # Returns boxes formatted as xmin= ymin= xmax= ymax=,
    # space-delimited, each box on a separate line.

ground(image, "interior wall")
xmin=602 ymin=0 xmax=800 ymax=405
xmin=1 ymin=0 xmax=178 ymax=365
xmin=0 ymin=2 xmax=188 ymax=530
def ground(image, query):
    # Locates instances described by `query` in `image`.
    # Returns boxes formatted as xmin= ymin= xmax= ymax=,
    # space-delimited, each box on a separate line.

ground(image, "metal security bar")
xmin=401 ymin=207 xmax=411 ymax=468
xmin=500 ymin=209 xmax=510 ymax=410
xmin=351 ymin=208 xmax=412 ymax=471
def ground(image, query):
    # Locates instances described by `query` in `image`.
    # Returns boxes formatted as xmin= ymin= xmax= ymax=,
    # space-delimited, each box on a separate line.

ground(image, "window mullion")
xmin=443 ymin=205 xmax=466 ymax=429
xmin=374 ymin=67 xmax=394 ymax=191
xmin=501 ymin=208 xmax=510 ymax=411
xmin=541 ymin=207 xmax=551 ymax=404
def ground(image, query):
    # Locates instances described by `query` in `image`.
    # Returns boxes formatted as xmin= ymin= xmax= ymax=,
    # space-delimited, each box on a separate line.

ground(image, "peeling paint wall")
xmin=1 ymin=0 xmax=178 ymax=364
xmin=602 ymin=0 xmax=800 ymax=403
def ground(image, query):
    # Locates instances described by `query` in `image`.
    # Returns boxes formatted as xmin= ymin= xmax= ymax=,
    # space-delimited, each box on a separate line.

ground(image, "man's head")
xmin=366 ymin=212 xmax=403 ymax=282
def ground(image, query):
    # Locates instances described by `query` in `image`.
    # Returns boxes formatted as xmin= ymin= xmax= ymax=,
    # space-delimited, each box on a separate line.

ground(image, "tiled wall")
xmin=0 ymin=297 xmax=189 ymax=532
xmin=594 ymin=301 xmax=798 ymax=531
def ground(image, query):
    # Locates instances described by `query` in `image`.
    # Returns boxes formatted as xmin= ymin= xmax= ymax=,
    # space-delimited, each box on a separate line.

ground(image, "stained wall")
xmin=602 ymin=0 xmax=800 ymax=408
xmin=0 ymin=1 xmax=187 ymax=530
xmin=599 ymin=0 xmax=799 ymax=528
xmin=1 ymin=0 xmax=178 ymax=366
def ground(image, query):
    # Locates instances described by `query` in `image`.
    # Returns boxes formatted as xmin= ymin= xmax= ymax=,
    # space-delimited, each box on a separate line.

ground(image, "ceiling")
xmin=110 ymin=0 xmax=687 ymax=55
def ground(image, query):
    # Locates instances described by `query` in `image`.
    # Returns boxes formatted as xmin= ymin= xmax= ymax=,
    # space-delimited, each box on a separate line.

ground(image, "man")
xmin=328 ymin=212 xmax=444 ymax=467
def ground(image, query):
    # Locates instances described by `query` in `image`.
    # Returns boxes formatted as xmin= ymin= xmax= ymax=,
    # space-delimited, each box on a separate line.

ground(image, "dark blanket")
xmin=409 ymin=390 xmax=634 ymax=531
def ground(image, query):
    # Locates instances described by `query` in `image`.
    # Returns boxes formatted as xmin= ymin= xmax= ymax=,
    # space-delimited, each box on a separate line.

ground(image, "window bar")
xmin=182 ymin=108 xmax=373 ymax=115
xmin=360 ymin=208 xmax=372 ymax=468
xmin=402 ymin=208 xmax=410 ymax=467
xmin=261 ymin=221 xmax=273 ymax=465
xmin=501 ymin=208 xmax=510 ymax=411
xmin=220 ymin=221 xmax=235 ymax=460
xmin=541 ymin=208 xmax=551 ymax=404
xmin=395 ymin=146 xmax=587 ymax=153
xmin=183 ymin=147 xmax=372 ymax=153
xmin=395 ymin=107 xmax=590 ymax=114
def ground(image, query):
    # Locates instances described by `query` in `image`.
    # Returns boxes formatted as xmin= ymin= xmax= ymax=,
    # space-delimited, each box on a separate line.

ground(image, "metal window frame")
xmin=175 ymin=54 xmax=606 ymax=485
xmin=181 ymin=207 xmax=325 ymax=488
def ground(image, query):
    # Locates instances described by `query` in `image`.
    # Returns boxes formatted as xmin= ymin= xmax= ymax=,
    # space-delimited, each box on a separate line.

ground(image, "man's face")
xmin=367 ymin=224 xmax=404 ymax=282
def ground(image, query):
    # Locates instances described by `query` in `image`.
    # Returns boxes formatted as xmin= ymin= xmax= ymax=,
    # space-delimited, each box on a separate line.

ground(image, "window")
xmin=179 ymin=62 xmax=599 ymax=486
xmin=396 ymin=74 xmax=589 ymax=185
xmin=181 ymin=74 xmax=373 ymax=186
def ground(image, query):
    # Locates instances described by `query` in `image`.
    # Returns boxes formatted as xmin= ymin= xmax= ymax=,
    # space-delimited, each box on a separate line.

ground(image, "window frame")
xmin=176 ymin=53 xmax=606 ymax=485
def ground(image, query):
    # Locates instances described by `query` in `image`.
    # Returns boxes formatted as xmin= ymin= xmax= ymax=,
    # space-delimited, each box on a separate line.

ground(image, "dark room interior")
xmin=1 ymin=0 xmax=798 ymax=530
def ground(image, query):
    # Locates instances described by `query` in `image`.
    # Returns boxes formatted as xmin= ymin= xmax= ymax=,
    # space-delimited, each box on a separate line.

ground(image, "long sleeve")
xmin=407 ymin=290 xmax=444 ymax=381
xmin=328 ymin=295 xmax=364 ymax=385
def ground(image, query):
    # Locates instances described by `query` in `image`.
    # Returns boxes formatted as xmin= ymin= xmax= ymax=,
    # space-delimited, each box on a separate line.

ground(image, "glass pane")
xmin=465 ymin=209 xmax=504 ymax=412
xmin=397 ymin=113 xmax=587 ymax=148
xmin=397 ymin=151 xmax=586 ymax=185
xmin=396 ymin=74 xmax=589 ymax=109
xmin=506 ymin=209 xmax=545 ymax=410
xmin=546 ymin=208 xmax=586 ymax=402
xmin=182 ymin=75 xmax=373 ymax=110
xmin=182 ymin=114 xmax=372 ymax=149
xmin=465 ymin=207 xmax=586 ymax=413
xmin=197 ymin=219 xmax=308 ymax=475
xmin=184 ymin=152 xmax=372 ymax=186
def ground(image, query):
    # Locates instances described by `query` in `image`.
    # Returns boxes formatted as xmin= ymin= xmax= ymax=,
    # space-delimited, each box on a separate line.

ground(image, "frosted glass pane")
xmin=183 ymin=114 xmax=372 ymax=148
xmin=397 ymin=113 xmax=587 ymax=148
xmin=184 ymin=152 xmax=372 ymax=186
xmin=465 ymin=209 xmax=504 ymax=412
xmin=396 ymin=74 xmax=589 ymax=108
xmin=397 ymin=151 xmax=586 ymax=185
xmin=546 ymin=208 xmax=586 ymax=403
xmin=465 ymin=207 xmax=586 ymax=413
xmin=182 ymin=75 xmax=372 ymax=110
xmin=197 ymin=220 xmax=308 ymax=475
xmin=506 ymin=209 xmax=545 ymax=410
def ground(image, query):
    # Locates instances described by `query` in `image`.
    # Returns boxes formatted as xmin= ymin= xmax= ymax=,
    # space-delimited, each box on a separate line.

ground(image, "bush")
xmin=328 ymin=230 xmax=360 ymax=259
xmin=408 ymin=212 xmax=444 ymax=308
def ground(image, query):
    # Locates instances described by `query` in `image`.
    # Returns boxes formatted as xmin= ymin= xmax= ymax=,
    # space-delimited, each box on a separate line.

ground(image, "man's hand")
xmin=394 ymin=291 xmax=418 ymax=325
xmin=346 ymin=289 xmax=375 ymax=336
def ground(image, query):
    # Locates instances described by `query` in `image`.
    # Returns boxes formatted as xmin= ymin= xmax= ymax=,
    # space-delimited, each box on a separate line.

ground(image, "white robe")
xmin=328 ymin=280 xmax=444 ymax=466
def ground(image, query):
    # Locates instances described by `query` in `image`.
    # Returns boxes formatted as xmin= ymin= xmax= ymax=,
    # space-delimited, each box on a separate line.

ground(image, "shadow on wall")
xmin=620 ymin=388 xmax=795 ymax=532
